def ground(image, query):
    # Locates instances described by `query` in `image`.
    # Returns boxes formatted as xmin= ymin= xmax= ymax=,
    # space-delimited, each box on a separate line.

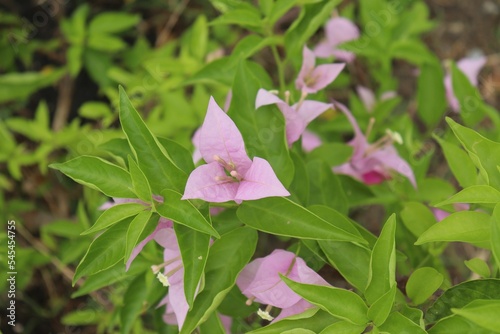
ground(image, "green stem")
xmin=270 ymin=44 xmax=286 ymax=93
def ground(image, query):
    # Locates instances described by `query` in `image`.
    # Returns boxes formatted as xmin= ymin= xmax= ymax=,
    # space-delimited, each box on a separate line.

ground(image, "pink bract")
xmin=314 ymin=17 xmax=360 ymax=62
xmin=295 ymin=46 xmax=345 ymax=94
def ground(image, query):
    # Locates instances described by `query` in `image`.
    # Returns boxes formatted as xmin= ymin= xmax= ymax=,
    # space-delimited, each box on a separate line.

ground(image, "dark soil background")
xmin=0 ymin=0 xmax=499 ymax=333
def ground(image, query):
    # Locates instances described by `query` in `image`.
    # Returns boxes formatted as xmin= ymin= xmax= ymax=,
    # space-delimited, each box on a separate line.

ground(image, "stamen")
xmin=296 ymin=90 xmax=309 ymax=111
xmin=230 ymin=170 xmax=243 ymax=181
xmin=245 ymin=296 xmax=256 ymax=306
xmin=257 ymin=305 xmax=275 ymax=321
xmin=150 ymin=256 xmax=183 ymax=274
xmin=215 ymin=175 xmax=234 ymax=183
xmin=164 ymin=264 xmax=183 ymax=278
xmin=365 ymin=117 xmax=376 ymax=139
xmin=156 ymin=272 xmax=170 ymax=287
xmin=214 ymin=154 xmax=236 ymax=171
xmin=284 ymin=90 xmax=291 ymax=105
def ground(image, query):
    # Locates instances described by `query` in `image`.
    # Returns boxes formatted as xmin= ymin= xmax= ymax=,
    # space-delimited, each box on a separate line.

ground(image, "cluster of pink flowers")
xmin=102 ymin=11 xmax=488 ymax=332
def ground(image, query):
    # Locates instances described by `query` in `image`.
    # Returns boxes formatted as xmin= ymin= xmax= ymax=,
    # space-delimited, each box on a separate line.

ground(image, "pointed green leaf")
xmin=89 ymin=12 xmax=140 ymax=34
xmin=157 ymin=137 xmax=195 ymax=175
xmin=406 ymin=267 xmax=443 ymax=305
xmin=464 ymin=258 xmax=491 ymax=278
xmin=319 ymin=240 xmax=371 ymax=292
xmin=429 ymin=314 xmax=492 ymax=334
xmin=174 ymin=224 xmax=211 ymax=308
xmin=417 ymin=62 xmax=446 ymax=127
xmin=434 ymin=135 xmax=477 ymax=188
xmin=180 ymin=227 xmax=258 ymax=334
xmin=127 ymin=156 xmax=152 ymax=202
xmin=124 ymin=210 xmax=154 ymax=264
xmin=415 ymin=211 xmax=491 ymax=248
xmin=237 ymin=197 xmax=366 ymax=243
xmin=378 ymin=311 xmax=427 ymax=334
xmin=365 ymin=215 xmax=397 ymax=304
xmin=73 ymin=218 xmax=132 ymax=284
xmin=400 ymin=202 xmax=437 ymax=238
xmin=82 ymin=203 xmax=146 ymax=235
xmin=282 ymin=276 xmax=369 ymax=326
xmin=50 ymin=156 xmax=136 ymax=198
xmin=367 ymin=285 xmax=397 ymax=326
xmin=452 ymin=299 xmax=500 ymax=332
xmin=156 ymin=189 xmax=219 ymax=237
xmin=435 ymin=185 xmax=500 ymax=206
xmin=446 ymin=117 xmax=500 ymax=189
xmin=119 ymin=86 xmax=186 ymax=193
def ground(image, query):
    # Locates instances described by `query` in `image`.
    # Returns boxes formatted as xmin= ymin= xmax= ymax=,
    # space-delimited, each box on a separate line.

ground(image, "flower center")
xmin=213 ymin=155 xmax=243 ymax=183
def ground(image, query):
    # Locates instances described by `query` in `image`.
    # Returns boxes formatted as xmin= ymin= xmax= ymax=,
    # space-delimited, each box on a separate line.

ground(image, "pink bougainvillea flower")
xmin=295 ymin=46 xmax=345 ymax=94
xmin=237 ymin=249 xmax=329 ymax=322
xmin=444 ymin=56 xmax=487 ymax=112
xmin=255 ymin=89 xmax=331 ymax=146
xmin=356 ymin=86 xmax=397 ymax=113
xmin=182 ymin=97 xmax=289 ymax=204
xmin=314 ymin=17 xmax=360 ymax=63
xmin=333 ymin=102 xmax=416 ymax=187
xmin=126 ymin=220 xmax=190 ymax=328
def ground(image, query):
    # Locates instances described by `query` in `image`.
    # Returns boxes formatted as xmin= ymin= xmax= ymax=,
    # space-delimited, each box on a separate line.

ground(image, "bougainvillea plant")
xmin=48 ymin=0 xmax=500 ymax=333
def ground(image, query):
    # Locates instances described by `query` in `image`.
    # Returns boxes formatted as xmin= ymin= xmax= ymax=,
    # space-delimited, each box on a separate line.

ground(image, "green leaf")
xmin=447 ymin=117 xmax=500 ymax=189
xmin=187 ymin=15 xmax=208 ymax=60
xmin=157 ymin=137 xmax=195 ymax=175
xmin=50 ymin=156 xmax=136 ymax=198
xmin=230 ymin=35 xmax=281 ymax=62
xmin=435 ymin=185 xmax=500 ymax=206
xmin=400 ymin=202 xmax=437 ymax=238
xmin=73 ymin=218 xmax=132 ymax=284
xmin=124 ymin=211 xmax=154 ymax=264
xmin=406 ymin=267 xmax=444 ymax=305
xmin=417 ymin=63 xmax=447 ymax=126
xmin=211 ymin=8 xmax=262 ymax=30
xmin=88 ymin=33 xmax=127 ymax=52
xmin=88 ymin=12 xmax=140 ymax=34
xmin=0 ymin=69 xmax=65 ymax=103
xmin=67 ymin=45 xmax=83 ymax=76
xmin=390 ymin=40 xmax=435 ymax=65
xmin=83 ymin=203 xmax=146 ymax=235
xmin=119 ymin=86 xmax=186 ymax=193
xmin=156 ymin=189 xmax=219 ymax=237
xmin=307 ymin=160 xmax=348 ymax=214
xmin=180 ymin=227 xmax=258 ymax=333
xmin=308 ymin=143 xmax=353 ymax=167
xmin=378 ymin=311 xmax=427 ymax=334
xmin=62 ymin=310 xmax=100 ymax=326
xmin=229 ymin=61 xmax=294 ymax=186
xmin=268 ymin=0 xmax=297 ymax=25
xmin=199 ymin=312 xmax=226 ymax=334
xmin=282 ymin=276 xmax=369 ymax=325
xmin=367 ymin=285 xmax=397 ymax=326
xmin=425 ymin=279 xmax=500 ymax=323
xmin=415 ymin=211 xmax=491 ymax=248
xmin=464 ymin=258 xmax=491 ymax=278
xmin=120 ymin=273 xmax=148 ymax=334
xmin=452 ymin=299 xmax=500 ymax=332
xmin=365 ymin=215 xmax=397 ymax=304
xmin=174 ymin=224 xmax=211 ymax=308
xmin=429 ymin=314 xmax=492 ymax=334
xmin=319 ymin=321 xmax=366 ymax=334
xmin=319 ymin=240 xmax=371 ymax=292
xmin=247 ymin=309 xmax=340 ymax=334
xmin=289 ymin=151 xmax=309 ymax=205
xmin=492 ymin=204 xmax=500 ymax=269
xmin=237 ymin=197 xmax=365 ymax=242
xmin=127 ymin=156 xmax=152 ymax=202
xmin=79 ymin=101 xmax=112 ymax=120
xmin=100 ymin=138 xmax=133 ymax=163
xmin=434 ymin=135 xmax=477 ymax=188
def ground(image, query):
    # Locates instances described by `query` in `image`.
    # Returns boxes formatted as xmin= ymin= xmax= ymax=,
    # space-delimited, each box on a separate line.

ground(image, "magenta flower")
xmin=333 ymin=102 xmax=417 ymax=187
xmin=237 ymin=249 xmax=330 ymax=322
xmin=314 ymin=17 xmax=360 ymax=63
xmin=295 ymin=46 xmax=345 ymax=94
xmin=182 ymin=97 xmax=290 ymax=204
xmin=444 ymin=56 xmax=486 ymax=112
xmin=356 ymin=86 xmax=397 ymax=113
xmin=255 ymin=89 xmax=331 ymax=146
